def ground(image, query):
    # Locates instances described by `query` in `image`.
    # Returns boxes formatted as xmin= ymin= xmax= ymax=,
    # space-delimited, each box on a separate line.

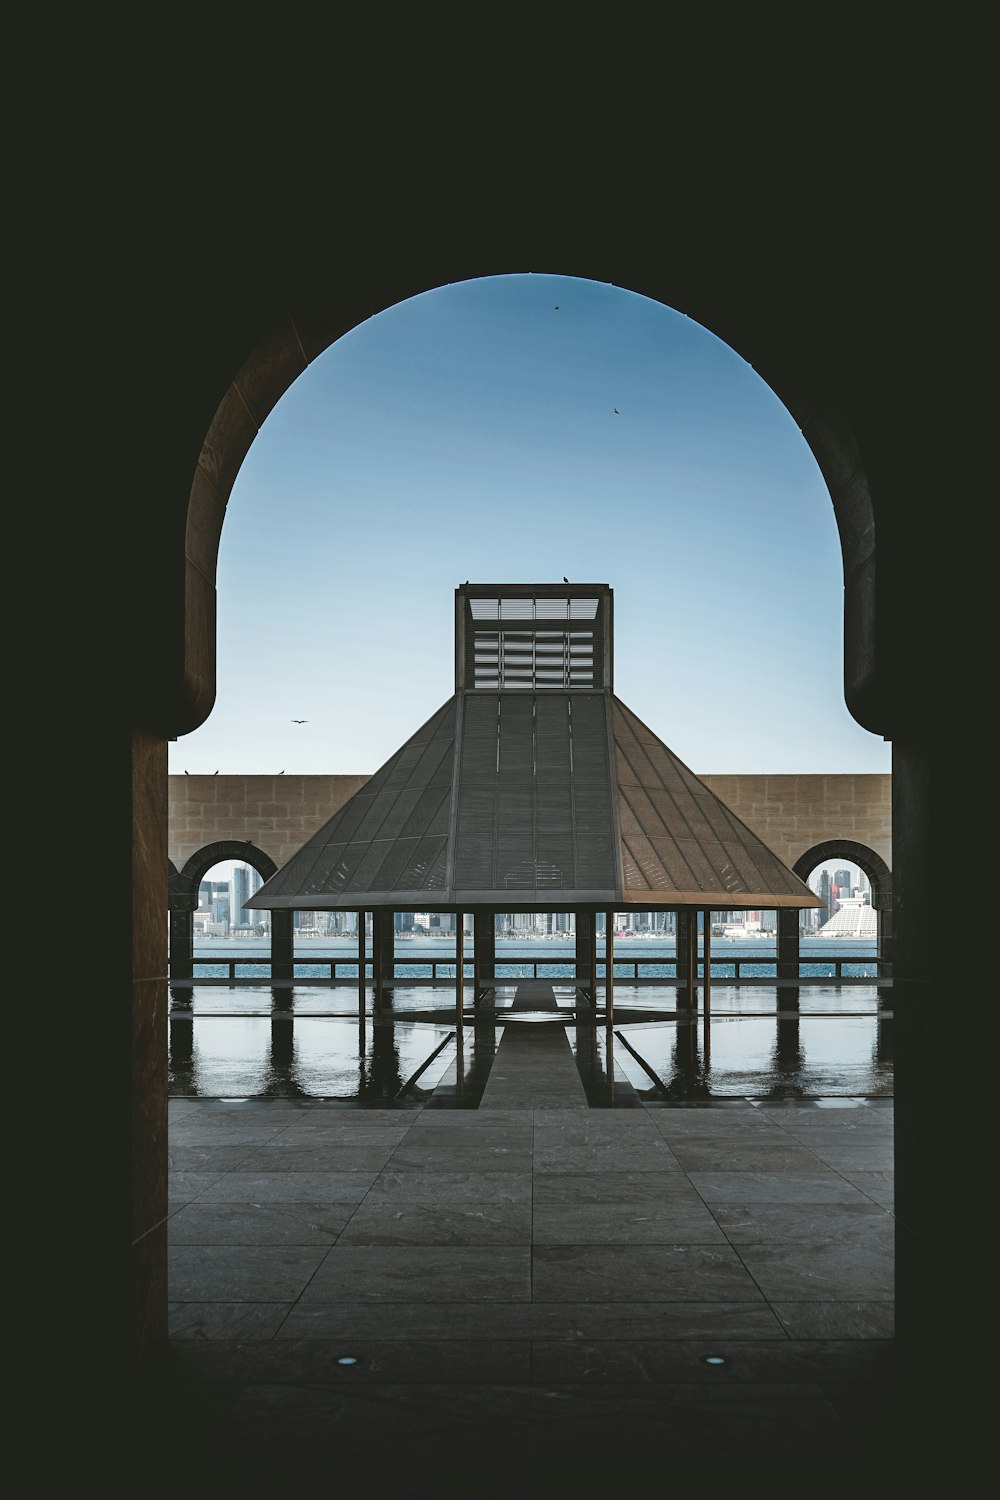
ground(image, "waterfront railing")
xmin=172 ymin=952 xmax=889 ymax=985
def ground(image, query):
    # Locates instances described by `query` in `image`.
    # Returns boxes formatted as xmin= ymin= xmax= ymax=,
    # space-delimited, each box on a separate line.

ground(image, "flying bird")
xmin=279 ymin=770 xmax=285 ymax=775
xmin=212 ymin=770 xmax=219 ymax=775
xmin=613 ymin=408 xmax=620 ymax=414
xmin=291 ymin=719 xmax=308 ymax=724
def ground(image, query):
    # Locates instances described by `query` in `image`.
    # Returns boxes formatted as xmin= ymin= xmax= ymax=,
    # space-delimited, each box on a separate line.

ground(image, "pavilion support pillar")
xmin=373 ymin=907 xmax=387 ymax=1014
xmin=474 ymin=915 xmax=495 ymax=998
xmin=377 ymin=908 xmax=395 ymax=994
xmin=777 ymin=907 xmax=800 ymax=1013
xmin=575 ymin=911 xmax=595 ymax=1000
xmin=605 ymin=911 xmax=615 ymax=1026
xmin=590 ymin=915 xmax=598 ymax=1008
xmin=702 ymin=910 xmax=712 ymax=1015
xmin=455 ymin=921 xmax=466 ymax=1093
xmin=168 ymin=908 xmax=194 ymax=987
xmin=777 ymin=908 xmax=800 ymax=1010
xmin=357 ymin=910 xmax=367 ymax=1018
xmin=271 ymin=909 xmax=294 ymax=983
xmin=676 ymin=909 xmax=694 ymax=1012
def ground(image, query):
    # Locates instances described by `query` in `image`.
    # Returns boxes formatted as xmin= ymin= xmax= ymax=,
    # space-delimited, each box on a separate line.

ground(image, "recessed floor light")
xmin=704 ymin=1355 xmax=727 ymax=1366
xmin=336 ymin=1356 xmax=359 ymax=1366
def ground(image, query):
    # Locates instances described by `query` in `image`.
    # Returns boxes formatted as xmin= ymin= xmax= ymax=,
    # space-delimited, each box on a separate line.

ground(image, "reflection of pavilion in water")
xmin=168 ymin=983 xmax=892 ymax=1106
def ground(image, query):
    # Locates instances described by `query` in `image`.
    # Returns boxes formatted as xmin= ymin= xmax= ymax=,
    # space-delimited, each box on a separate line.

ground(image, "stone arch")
xmin=171 ymin=840 xmax=280 ymax=912
xmin=168 ymin=841 xmax=286 ymax=988
xmin=793 ymin=837 xmax=893 ymax=972
xmin=793 ymin=838 xmax=892 ymax=915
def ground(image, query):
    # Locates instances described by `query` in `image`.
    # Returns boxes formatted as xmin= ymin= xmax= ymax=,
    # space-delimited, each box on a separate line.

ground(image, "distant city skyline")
xmin=169 ymin=272 xmax=890 ymax=781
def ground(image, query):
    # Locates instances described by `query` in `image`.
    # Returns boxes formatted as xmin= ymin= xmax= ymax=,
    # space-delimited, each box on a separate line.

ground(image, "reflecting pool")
xmin=168 ymin=982 xmax=892 ymax=1106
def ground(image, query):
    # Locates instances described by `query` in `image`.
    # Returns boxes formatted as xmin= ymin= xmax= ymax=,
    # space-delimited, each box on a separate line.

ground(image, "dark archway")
xmin=776 ymin=838 xmax=894 ymax=990
xmin=106 ymin=238 xmax=963 ymax=1458
xmin=168 ymin=841 xmax=289 ymax=985
xmin=794 ymin=839 xmax=892 ymax=916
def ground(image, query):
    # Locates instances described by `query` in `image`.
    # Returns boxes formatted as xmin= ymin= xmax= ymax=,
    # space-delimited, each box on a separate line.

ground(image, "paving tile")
xmin=771 ymin=1114 xmax=893 ymax=1137
xmin=532 ymin=1171 xmax=700 ymax=1205
xmin=168 ymin=1124 xmax=290 ymax=1149
xmin=688 ymin=1172 xmax=870 ymax=1204
xmin=410 ymin=1110 xmax=531 ymax=1129
xmin=170 ymin=1244 xmax=330 ymax=1301
xmin=169 ymin=1303 xmax=293 ymax=1339
xmin=167 ymin=1337 xmax=532 ymax=1384
xmin=838 ymin=1170 xmax=894 ymax=1207
xmin=534 ymin=1142 xmax=681 ymax=1172
xmin=195 ymin=1171 xmax=378 ymax=1203
xmin=531 ymin=1337 xmax=894 ymax=1385
xmin=771 ymin=1300 xmax=895 ymax=1339
xmin=302 ymin=1245 xmax=532 ymax=1302
xmin=531 ymin=1244 xmax=765 ymax=1302
xmin=801 ymin=1144 xmax=894 ymax=1170
xmin=168 ymin=1145 xmax=269 ymax=1172
xmin=234 ymin=1145 xmax=399 ymax=1171
xmin=169 ymin=1201 xmax=356 ymax=1245
xmin=274 ymin=1300 xmax=788 ymax=1342
xmin=646 ymin=1112 xmax=787 ymax=1139
xmin=368 ymin=1170 xmax=532 ymax=1203
xmin=711 ymin=1200 xmax=891 ymax=1243
xmin=535 ymin=1108 xmax=647 ymax=1126
xmin=279 ymin=1119 xmax=415 ymax=1137
xmin=734 ymin=1232 xmax=895 ymax=1300
xmin=169 ymin=1171 xmax=229 ymax=1209
xmin=668 ymin=1143 xmax=827 ymax=1171
xmin=532 ymin=1200 xmax=728 ymax=1245
xmin=337 ymin=1201 xmax=531 ymax=1245
xmin=384 ymin=1144 xmax=533 ymax=1171
xmin=403 ymin=1125 xmax=534 ymax=1147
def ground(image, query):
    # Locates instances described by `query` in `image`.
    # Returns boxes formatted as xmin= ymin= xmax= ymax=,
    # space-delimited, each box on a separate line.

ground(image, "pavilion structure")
xmin=246 ymin=583 xmax=821 ymax=1022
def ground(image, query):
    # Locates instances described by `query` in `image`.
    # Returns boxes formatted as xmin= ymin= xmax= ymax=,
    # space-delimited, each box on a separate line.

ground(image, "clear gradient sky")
xmin=169 ymin=272 xmax=890 ymax=781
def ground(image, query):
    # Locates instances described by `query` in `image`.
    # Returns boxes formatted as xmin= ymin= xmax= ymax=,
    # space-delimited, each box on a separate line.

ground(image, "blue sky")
xmin=169 ymin=272 xmax=890 ymax=780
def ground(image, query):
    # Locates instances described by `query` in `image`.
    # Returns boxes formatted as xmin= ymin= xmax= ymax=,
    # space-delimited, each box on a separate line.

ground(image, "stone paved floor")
xmin=164 ymin=986 xmax=895 ymax=1467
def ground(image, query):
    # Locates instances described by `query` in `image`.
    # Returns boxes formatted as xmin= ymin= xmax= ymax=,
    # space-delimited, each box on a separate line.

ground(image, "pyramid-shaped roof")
xmin=247 ymin=585 xmax=821 ymax=914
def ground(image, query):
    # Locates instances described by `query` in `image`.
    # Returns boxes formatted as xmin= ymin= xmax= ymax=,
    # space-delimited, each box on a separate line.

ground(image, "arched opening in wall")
xmin=175 ymin=273 xmax=888 ymax=787
xmin=165 ymin=272 xmax=895 ymax=1356
xmin=168 ymin=841 xmax=280 ymax=985
xmin=794 ymin=839 xmax=893 ymax=973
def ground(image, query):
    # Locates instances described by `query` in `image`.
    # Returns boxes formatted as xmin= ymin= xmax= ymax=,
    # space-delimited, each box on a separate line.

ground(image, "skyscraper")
xmin=230 ymin=864 xmax=263 ymax=930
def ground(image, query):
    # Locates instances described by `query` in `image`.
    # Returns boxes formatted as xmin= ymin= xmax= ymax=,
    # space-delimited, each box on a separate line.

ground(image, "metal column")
xmin=605 ymin=910 xmax=615 ymax=1026
xmin=777 ymin=907 xmax=800 ymax=1011
xmin=358 ymin=910 xmax=366 ymax=1016
xmin=271 ymin=908 xmax=294 ymax=984
xmin=590 ymin=914 xmax=598 ymax=1007
xmin=373 ymin=907 xmax=385 ymax=1014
